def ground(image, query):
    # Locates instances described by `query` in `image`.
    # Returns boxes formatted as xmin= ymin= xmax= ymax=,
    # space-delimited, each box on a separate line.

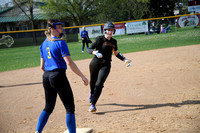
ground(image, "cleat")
xmin=89 ymin=104 xmax=96 ymax=112
xmin=89 ymin=93 xmax=93 ymax=103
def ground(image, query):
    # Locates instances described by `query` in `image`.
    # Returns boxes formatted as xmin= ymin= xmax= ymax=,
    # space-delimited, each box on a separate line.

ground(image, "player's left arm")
xmin=63 ymin=55 xmax=88 ymax=86
xmin=113 ymin=51 xmax=132 ymax=67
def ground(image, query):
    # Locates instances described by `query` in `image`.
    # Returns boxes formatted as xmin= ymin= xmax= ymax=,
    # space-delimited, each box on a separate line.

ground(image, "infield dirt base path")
xmin=0 ymin=45 xmax=200 ymax=133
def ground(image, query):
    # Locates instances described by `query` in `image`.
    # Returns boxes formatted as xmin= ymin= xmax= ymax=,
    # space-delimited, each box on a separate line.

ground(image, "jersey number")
xmin=46 ymin=47 xmax=51 ymax=59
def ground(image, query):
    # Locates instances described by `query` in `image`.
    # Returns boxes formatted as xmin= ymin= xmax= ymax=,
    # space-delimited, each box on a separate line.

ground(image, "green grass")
xmin=0 ymin=26 xmax=200 ymax=72
xmin=116 ymin=27 xmax=200 ymax=53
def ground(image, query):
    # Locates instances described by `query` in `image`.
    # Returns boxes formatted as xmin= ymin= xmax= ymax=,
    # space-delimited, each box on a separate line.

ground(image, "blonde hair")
xmin=82 ymin=26 xmax=85 ymax=31
xmin=45 ymin=19 xmax=64 ymax=41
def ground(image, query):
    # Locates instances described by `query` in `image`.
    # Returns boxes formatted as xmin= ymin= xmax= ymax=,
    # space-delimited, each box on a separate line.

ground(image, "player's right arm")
xmin=80 ymin=31 xmax=84 ymax=40
xmin=87 ymin=36 xmax=100 ymax=54
xmin=40 ymin=58 xmax=45 ymax=71
xmin=40 ymin=44 xmax=45 ymax=71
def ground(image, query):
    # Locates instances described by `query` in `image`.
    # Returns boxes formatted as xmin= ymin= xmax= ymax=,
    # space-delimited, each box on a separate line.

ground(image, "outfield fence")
xmin=0 ymin=13 xmax=199 ymax=49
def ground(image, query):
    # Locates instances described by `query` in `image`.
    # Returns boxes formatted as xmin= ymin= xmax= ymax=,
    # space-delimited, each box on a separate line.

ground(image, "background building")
xmin=0 ymin=1 xmax=46 ymax=32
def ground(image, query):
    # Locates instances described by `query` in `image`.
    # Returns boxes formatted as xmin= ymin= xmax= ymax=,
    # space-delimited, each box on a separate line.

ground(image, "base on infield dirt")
xmin=64 ymin=128 xmax=93 ymax=133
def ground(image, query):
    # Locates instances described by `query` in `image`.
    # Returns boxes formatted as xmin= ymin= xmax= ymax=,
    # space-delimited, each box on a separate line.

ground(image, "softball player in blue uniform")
xmin=80 ymin=26 xmax=89 ymax=52
xmin=87 ymin=22 xmax=131 ymax=112
xmin=35 ymin=19 xmax=88 ymax=133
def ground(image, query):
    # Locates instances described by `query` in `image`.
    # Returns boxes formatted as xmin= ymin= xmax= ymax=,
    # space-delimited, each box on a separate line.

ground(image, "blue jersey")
xmin=40 ymin=37 xmax=70 ymax=71
xmin=80 ymin=30 xmax=88 ymax=38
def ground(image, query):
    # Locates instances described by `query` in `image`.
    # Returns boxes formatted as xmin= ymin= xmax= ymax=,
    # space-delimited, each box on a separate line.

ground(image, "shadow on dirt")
xmin=0 ymin=82 xmax=42 ymax=88
xmin=95 ymin=100 xmax=200 ymax=115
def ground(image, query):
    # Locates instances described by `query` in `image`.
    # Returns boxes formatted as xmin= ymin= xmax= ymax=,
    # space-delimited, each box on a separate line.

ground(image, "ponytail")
xmin=45 ymin=19 xmax=64 ymax=41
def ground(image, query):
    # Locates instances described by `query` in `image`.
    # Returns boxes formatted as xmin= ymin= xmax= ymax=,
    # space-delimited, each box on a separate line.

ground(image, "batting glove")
xmin=93 ymin=51 xmax=103 ymax=58
xmin=124 ymin=59 xmax=132 ymax=67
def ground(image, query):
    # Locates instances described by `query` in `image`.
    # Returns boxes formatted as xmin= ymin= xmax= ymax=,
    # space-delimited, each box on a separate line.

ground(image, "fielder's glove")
xmin=93 ymin=50 xmax=103 ymax=58
xmin=124 ymin=59 xmax=132 ymax=67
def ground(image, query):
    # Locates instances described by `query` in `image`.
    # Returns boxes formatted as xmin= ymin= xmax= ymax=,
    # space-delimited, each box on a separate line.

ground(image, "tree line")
xmin=7 ymin=0 xmax=189 ymax=28
xmin=40 ymin=0 xmax=188 ymax=26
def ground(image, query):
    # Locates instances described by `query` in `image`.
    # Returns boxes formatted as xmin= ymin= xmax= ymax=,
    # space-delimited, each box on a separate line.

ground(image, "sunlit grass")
xmin=0 ymin=27 xmax=199 ymax=72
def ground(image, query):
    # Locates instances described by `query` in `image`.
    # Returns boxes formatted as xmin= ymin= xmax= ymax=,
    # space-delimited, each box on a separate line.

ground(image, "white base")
xmin=64 ymin=128 xmax=93 ymax=133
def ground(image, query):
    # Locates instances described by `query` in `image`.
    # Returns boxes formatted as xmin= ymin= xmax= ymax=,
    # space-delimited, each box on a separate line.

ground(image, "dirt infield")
xmin=0 ymin=45 xmax=200 ymax=133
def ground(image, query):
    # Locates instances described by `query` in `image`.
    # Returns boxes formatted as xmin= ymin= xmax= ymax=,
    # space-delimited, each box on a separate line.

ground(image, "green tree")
xmin=148 ymin=0 xmax=177 ymax=18
xmin=92 ymin=0 xmax=149 ymax=23
xmin=175 ymin=0 xmax=189 ymax=14
xmin=41 ymin=0 xmax=97 ymax=25
xmin=90 ymin=0 xmax=125 ymax=23
xmin=12 ymin=0 xmax=39 ymax=44
xmin=125 ymin=0 xmax=149 ymax=20
xmin=13 ymin=0 xmax=37 ymax=29
xmin=39 ymin=0 xmax=186 ymax=26
xmin=40 ymin=0 xmax=150 ymax=25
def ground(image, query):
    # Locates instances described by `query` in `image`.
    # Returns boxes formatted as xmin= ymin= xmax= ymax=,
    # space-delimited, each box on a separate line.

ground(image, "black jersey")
xmin=88 ymin=35 xmax=118 ymax=62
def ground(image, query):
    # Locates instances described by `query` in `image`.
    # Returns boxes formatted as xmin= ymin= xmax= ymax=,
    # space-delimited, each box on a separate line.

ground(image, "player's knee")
xmin=44 ymin=105 xmax=55 ymax=115
xmin=43 ymin=108 xmax=53 ymax=115
xmin=66 ymin=107 xmax=75 ymax=114
xmin=95 ymin=83 xmax=104 ymax=89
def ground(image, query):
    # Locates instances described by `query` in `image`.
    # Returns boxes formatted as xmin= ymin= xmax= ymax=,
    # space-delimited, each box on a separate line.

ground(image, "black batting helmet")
xmin=104 ymin=22 xmax=115 ymax=34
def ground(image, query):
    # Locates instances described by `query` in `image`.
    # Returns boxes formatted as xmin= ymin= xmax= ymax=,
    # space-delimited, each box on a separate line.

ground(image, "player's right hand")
xmin=96 ymin=53 xmax=103 ymax=58
xmin=93 ymin=51 xmax=103 ymax=58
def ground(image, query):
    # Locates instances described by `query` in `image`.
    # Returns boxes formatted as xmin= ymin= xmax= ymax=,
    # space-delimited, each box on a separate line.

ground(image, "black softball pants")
xmin=82 ymin=37 xmax=89 ymax=49
xmin=42 ymin=69 xmax=75 ymax=114
xmin=89 ymin=57 xmax=111 ymax=105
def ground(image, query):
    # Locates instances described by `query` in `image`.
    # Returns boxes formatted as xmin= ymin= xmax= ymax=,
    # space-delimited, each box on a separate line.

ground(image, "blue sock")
xmin=36 ymin=111 xmax=50 ymax=133
xmin=66 ymin=113 xmax=76 ymax=133
xmin=82 ymin=47 xmax=84 ymax=51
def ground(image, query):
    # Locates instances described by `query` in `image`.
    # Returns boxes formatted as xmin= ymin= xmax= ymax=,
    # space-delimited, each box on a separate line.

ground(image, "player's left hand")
xmin=124 ymin=59 xmax=132 ymax=67
xmin=82 ymin=76 xmax=89 ymax=86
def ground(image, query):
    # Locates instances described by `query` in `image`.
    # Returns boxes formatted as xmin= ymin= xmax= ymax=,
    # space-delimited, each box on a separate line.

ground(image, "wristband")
xmin=116 ymin=52 xmax=125 ymax=61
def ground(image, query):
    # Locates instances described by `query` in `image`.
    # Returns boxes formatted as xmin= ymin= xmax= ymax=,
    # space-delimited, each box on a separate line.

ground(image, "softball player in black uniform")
xmin=35 ymin=19 xmax=88 ymax=133
xmin=87 ymin=22 xmax=131 ymax=112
